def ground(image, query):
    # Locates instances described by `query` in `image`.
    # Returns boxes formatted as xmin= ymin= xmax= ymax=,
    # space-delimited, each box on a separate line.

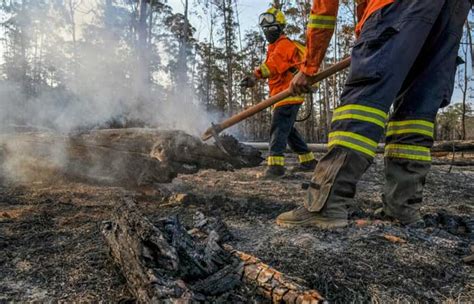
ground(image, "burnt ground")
xmin=0 ymin=154 xmax=473 ymax=303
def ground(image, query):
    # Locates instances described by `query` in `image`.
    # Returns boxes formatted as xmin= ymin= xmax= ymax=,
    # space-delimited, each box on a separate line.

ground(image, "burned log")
xmin=226 ymin=246 xmax=326 ymax=303
xmin=0 ymin=129 xmax=263 ymax=186
xmin=101 ymin=197 xmax=243 ymax=303
xmin=102 ymin=200 xmax=327 ymax=303
xmin=190 ymin=214 xmax=326 ymax=303
xmin=245 ymin=140 xmax=474 ymax=154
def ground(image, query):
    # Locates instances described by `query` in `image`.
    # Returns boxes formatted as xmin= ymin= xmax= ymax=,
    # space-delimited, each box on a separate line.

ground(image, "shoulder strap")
xmin=290 ymin=39 xmax=306 ymax=60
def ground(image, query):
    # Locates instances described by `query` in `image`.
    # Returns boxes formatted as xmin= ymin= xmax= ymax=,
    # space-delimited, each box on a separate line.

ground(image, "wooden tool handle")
xmin=202 ymin=57 xmax=351 ymax=141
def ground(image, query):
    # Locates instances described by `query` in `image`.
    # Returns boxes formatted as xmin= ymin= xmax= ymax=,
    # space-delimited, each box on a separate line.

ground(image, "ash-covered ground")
xmin=0 ymin=154 xmax=473 ymax=303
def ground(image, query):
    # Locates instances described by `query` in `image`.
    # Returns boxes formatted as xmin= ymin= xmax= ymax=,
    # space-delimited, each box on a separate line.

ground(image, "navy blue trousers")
xmin=331 ymin=0 xmax=472 ymax=154
xmin=269 ymin=104 xmax=310 ymax=157
xmin=305 ymin=0 xmax=472 ymax=215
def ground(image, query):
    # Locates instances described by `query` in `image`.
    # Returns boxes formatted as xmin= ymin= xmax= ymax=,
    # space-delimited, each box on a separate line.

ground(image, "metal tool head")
xmin=201 ymin=123 xmax=230 ymax=156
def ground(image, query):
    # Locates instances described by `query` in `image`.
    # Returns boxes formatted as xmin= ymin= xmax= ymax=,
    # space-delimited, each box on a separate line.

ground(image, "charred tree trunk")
xmin=102 ymin=198 xmax=327 ymax=303
xmin=0 ymin=129 xmax=262 ymax=187
xmin=225 ymin=245 xmax=326 ymax=303
xmin=101 ymin=197 xmax=243 ymax=303
xmin=245 ymin=140 xmax=474 ymax=153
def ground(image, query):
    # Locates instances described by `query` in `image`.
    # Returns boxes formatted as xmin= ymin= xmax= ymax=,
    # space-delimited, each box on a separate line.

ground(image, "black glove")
xmin=239 ymin=75 xmax=257 ymax=88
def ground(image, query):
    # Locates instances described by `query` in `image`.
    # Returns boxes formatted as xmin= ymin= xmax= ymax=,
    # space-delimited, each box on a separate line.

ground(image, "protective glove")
xmin=239 ymin=75 xmax=257 ymax=88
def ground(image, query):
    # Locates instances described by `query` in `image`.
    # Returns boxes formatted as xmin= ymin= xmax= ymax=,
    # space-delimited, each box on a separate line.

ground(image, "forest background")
xmin=0 ymin=0 xmax=472 ymax=142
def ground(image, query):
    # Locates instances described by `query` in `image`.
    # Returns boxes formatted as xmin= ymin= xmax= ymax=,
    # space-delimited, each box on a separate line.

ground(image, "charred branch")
xmin=102 ymin=199 xmax=327 ymax=303
xmin=245 ymin=140 xmax=474 ymax=153
xmin=101 ymin=197 xmax=243 ymax=303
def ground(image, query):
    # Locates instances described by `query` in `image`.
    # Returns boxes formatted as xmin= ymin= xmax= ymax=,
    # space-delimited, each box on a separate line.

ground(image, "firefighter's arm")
xmin=300 ymin=0 xmax=339 ymax=76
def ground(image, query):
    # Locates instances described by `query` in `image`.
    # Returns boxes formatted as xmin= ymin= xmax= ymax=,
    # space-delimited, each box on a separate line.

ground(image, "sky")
xmin=168 ymin=0 xmax=271 ymax=42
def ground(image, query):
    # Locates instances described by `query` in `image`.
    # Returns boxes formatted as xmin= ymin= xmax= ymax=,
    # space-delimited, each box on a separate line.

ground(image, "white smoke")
xmin=0 ymin=1 xmax=218 ymax=184
xmin=0 ymin=1 xmax=214 ymax=137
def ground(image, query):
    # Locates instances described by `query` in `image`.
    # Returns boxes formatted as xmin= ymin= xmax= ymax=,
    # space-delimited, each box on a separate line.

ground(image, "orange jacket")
xmin=254 ymin=35 xmax=305 ymax=108
xmin=301 ymin=0 xmax=394 ymax=76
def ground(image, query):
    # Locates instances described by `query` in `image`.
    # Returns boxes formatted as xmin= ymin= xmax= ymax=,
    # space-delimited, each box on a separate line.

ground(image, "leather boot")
xmin=263 ymin=165 xmax=285 ymax=179
xmin=381 ymin=158 xmax=430 ymax=225
xmin=290 ymin=159 xmax=318 ymax=173
xmin=276 ymin=147 xmax=372 ymax=229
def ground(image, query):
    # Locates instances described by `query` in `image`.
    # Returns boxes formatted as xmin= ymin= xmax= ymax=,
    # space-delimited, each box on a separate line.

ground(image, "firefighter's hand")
xmin=290 ymin=71 xmax=313 ymax=95
xmin=239 ymin=75 xmax=257 ymax=88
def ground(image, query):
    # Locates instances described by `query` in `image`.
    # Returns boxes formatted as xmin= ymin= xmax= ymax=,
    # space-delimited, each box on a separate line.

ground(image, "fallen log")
xmin=432 ymin=160 xmax=474 ymax=166
xmin=102 ymin=198 xmax=327 ymax=303
xmin=244 ymin=140 xmax=474 ymax=154
xmin=0 ymin=129 xmax=263 ymax=186
xmin=101 ymin=197 xmax=243 ymax=303
xmin=191 ymin=213 xmax=326 ymax=303
xmin=225 ymin=245 xmax=326 ymax=303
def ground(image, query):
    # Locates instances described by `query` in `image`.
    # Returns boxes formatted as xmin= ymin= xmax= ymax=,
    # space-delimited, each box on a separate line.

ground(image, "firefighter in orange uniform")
xmin=276 ymin=0 xmax=472 ymax=228
xmin=240 ymin=8 xmax=317 ymax=178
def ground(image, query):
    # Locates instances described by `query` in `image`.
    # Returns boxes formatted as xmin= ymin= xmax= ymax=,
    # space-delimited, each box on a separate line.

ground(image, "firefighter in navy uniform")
xmin=241 ymin=8 xmax=317 ymax=179
xmin=276 ymin=0 xmax=472 ymax=228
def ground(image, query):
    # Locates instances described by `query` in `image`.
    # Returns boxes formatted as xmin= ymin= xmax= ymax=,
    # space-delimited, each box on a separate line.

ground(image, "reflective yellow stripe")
xmin=334 ymin=104 xmax=388 ymax=119
xmin=267 ymin=156 xmax=284 ymax=166
xmin=388 ymin=120 xmax=434 ymax=128
xmin=309 ymin=15 xmax=337 ymax=21
xmin=308 ymin=14 xmax=336 ymax=29
xmin=329 ymin=140 xmax=376 ymax=157
xmin=333 ymin=114 xmax=386 ymax=128
xmin=332 ymin=104 xmax=388 ymax=128
xmin=298 ymin=152 xmax=315 ymax=164
xmin=387 ymin=129 xmax=434 ymax=137
xmin=386 ymin=120 xmax=434 ymax=138
xmin=385 ymin=144 xmax=431 ymax=162
xmin=308 ymin=23 xmax=336 ymax=29
xmin=273 ymin=96 xmax=304 ymax=108
xmin=279 ymin=96 xmax=304 ymax=103
xmin=330 ymin=131 xmax=378 ymax=147
xmin=329 ymin=131 xmax=377 ymax=157
xmin=260 ymin=63 xmax=271 ymax=78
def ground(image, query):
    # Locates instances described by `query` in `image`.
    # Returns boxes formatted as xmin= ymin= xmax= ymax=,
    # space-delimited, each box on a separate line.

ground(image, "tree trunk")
xmin=0 ymin=129 xmax=263 ymax=187
xmin=244 ymin=140 xmax=474 ymax=153
xmin=461 ymin=23 xmax=468 ymax=140
xmin=102 ymin=198 xmax=327 ymax=303
xmin=102 ymin=197 xmax=243 ymax=303
xmin=222 ymin=0 xmax=234 ymax=115
xmin=136 ymin=0 xmax=150 ymax=92
xmin=177 ymin=0 xmax=190 ymax=102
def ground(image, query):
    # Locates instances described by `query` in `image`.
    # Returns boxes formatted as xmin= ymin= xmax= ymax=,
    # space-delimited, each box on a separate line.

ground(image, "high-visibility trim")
xmin=386 ymin=120 xmax=434 ymax=138
xmin=385 ymin=144 xmax=432 ymax=162
xmin=260 ymin=63 xmax=271 ymax=78
xmin=273 ymin=96 xmax=304 ymax=108
xmin=332 ymin=104 xmax=388 ymax=128
xmin=298 ymin=152 xmax=315 ymax=164
xmin=267 ymin=156 xmax=285 ymax=166
xmin=333 ymin=114 xmax=385 ymax=128
xmin=388 ymin=120 xmax=434 ymax=128
xmin=329 ymin=131 xmax=378 ymax=157
xmin=308 ymin=14 xmax=336 ymax=30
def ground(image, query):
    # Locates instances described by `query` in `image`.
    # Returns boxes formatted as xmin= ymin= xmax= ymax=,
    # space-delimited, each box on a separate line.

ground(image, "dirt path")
xmin=0 ymin=155 xmax=473 ymax=302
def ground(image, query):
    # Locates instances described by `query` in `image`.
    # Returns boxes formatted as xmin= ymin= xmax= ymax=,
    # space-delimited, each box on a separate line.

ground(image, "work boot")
xmin=382 ymin=158 xmax=430 ymax=225
xmin=290 ymin=159 xmax=318 ymax=173
xmin=276 ymin=206 xmax=348 ymax=229
xmin=263 ymin=165 xmax=285 ymax=179
xmin=304 ymin=147 xmax=372 ymax=214
xmin=277 ymin=147 xmax=372 ymax=229
xmin=374 ymin=207 xmax=425 ymax=228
